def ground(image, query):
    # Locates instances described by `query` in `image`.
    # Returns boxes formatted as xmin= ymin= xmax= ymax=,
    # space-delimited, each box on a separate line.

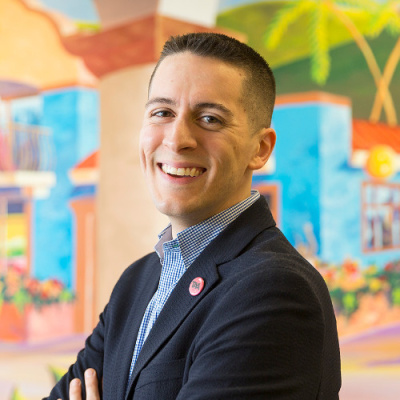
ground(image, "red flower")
xmin=26 ymin=278 xmax=41 ymax=296
xmin=385 ymin=262 xmax=394 ymax=271
xmin=343 ymin=259 xmax=358 ymax=275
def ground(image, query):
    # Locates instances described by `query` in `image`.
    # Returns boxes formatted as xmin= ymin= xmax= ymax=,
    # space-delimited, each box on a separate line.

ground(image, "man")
xmin=46 ymin=32 xmax=341 ymax=400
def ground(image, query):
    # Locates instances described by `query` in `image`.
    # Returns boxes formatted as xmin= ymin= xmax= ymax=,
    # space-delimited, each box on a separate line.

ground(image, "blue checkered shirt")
xmin=128 ymin=190 xmax=260 ymax=381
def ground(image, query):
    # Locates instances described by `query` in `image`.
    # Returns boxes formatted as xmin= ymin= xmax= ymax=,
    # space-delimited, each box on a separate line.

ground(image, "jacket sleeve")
xmin=176 ymin=265 xmax=339 ymax=400
xmin=42 ymin=305 xmax=107 ymax=400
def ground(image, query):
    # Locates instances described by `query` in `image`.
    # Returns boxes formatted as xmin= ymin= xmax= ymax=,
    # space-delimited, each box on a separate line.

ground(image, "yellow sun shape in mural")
xmin=366 ymin=145 xmax=397 ymax=179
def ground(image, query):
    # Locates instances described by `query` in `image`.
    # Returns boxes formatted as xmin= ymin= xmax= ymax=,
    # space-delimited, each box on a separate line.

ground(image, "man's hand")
xmin=57 ymin=369 xmax=100 ymax=400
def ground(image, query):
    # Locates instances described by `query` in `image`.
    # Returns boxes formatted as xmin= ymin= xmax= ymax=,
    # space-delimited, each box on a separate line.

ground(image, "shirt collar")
xmin=154 ymin=190 xmax=260 ymax=268
xmin=154 ymin=224 xmax=173 ymax=264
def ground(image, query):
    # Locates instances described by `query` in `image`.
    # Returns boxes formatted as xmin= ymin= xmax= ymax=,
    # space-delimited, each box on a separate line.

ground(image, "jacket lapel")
xmin=125 ymin=197 xmax=275 ymax=398
xmin=110 ymin=257 xmax=161 ymax=400
xmin=125 ymin=252 xmax=219 ymax=397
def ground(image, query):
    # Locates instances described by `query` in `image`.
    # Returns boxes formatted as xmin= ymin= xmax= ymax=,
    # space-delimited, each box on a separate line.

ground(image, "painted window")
xmin=0 ymin=196 xmax=28 ymax=274
xmin=362 ymin=182 xmax=400 ymax=251
xmin=253 ymin=183 xmax=280 ymax=226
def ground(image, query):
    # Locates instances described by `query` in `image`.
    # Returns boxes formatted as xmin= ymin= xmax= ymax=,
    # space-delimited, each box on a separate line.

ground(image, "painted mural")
xmin=0 ymin=0 xmax=399 ymax=399
xmin=0 ymin=0 xmax=99 ymax=398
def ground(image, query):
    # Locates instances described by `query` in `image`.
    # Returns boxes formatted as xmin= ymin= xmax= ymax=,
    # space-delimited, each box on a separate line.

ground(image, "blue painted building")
xmin=253 ymin=92 xmax=400 ymax=268
xmin=5 ymin=87 xmax=99 ymax=287
xmin=34 ymin=87 xmax=99 ymax=286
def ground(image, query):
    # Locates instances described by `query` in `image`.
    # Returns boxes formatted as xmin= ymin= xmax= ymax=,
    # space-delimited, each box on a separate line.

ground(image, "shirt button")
xmin=189 ymin=277 xmax=205 ymax=296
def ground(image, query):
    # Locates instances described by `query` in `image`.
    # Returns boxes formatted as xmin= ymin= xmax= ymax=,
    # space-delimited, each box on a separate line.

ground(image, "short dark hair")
xmin=149 ymin=32 xmax=276 ymax=129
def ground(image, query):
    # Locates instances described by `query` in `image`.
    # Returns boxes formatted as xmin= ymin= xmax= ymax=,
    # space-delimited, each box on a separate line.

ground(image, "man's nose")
xmin=163 ymin=117 xmax=197 ymax=152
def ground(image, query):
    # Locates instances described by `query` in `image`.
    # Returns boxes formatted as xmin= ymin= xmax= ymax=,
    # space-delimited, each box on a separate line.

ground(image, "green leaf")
xmin=367 ymin=1 xmax=400 ymax=37
xmin=10 ymin=388 xmax=28 ymax=400
xmin=309 ymin=5 xmax=330 ymax=85
xmin=343 ymin=292 xmax=358 ymax=315
xmin=335 ymin=0 xmax=378 ymax=12
xmin=48 ymin=365 xmax=67 ymax=384
xmin=392 ymin=287 xmax=400 ymax=306
xmin=59 ymin=289 xmax=74 ymax=303
xmin=264 ymin=0 xmax=313 ymax=49
xmin=12 ymin=290 xmax=31 ymax=313
xmin=0 ymin=283 xmax=4 ymax=311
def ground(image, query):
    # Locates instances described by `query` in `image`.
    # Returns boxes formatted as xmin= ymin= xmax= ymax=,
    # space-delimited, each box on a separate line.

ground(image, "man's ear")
xmin=248 ymin=127 xmax=276 ymax=171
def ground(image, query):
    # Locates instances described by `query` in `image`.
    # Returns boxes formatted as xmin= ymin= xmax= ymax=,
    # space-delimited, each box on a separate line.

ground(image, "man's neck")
xmin=169 ymin=191 xmax=258 ymax=238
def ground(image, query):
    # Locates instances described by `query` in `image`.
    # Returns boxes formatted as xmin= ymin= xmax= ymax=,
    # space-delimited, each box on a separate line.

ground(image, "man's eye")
xmin=200 ymin=115 xmax=222 ymax=125
xmin=151 ymin=110 xmax=173 ymax=118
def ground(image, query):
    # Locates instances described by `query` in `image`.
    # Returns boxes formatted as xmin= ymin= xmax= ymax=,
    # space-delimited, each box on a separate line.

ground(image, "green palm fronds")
xmin=309 ymin=6 xmax=330 ymax=84
xmin=264 ymin=0 xmax=333 ymax=85
xmin=335 ymin=0 xmax=377 ymax=12
xmin=49 ymin=365 xmax=67 ymax=384
xmin=343 ymin=8 xmax=371 ymax=24
xmin=262 ymin=0 xmax=398 ymax=121
xmin=263 ymin=0 xmax=399 ymax=89
xmin=368 ymin=0 xmax=400 ymax=37
xmin=264 ymin=0 xmax=314 ymax=49
xmin=10 ymin=388 xmax=28 ymax=400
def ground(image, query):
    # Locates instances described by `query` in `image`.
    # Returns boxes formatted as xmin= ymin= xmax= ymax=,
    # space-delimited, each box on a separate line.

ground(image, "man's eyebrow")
xmin=194 ymin=102 xmax=234 ymax=117
xmin=145 ymin=97 xmax=176 ymax=108
xmin=145 ymin=98 xmax=234 ymax=117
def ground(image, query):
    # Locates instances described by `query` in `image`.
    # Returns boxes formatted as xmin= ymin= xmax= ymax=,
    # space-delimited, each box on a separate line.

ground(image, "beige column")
xmin=96 ymin=63 xmax=168 ymax=315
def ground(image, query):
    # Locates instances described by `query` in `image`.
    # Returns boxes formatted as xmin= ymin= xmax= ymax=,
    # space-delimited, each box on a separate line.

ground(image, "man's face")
xmin=139 ymin=52 xmax=274 ymax=234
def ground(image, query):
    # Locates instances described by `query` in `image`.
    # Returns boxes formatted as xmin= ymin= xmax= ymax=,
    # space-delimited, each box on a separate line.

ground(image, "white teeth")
xmin=161 ymin=165 xmax=177 ymax=175
xmin=190 ymin=168 xmax=197 ymax=177
xmin=161 ymin=164 xmax=204 ymax=177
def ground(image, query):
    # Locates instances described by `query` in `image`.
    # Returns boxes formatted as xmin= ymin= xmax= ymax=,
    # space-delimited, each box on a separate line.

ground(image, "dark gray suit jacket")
xmin=45 ymin=197 xmax=341 ymax=399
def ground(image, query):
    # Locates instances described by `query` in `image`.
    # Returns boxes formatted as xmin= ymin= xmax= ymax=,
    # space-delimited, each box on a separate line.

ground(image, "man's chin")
xmin=156 ymin=203 xmax=195 ymax=219
xmin=155 ymin=201 xmax=208 ymax=226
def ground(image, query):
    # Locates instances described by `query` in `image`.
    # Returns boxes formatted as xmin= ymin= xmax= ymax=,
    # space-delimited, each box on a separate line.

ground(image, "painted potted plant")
xmin=316 ymin=259 xmax=400 ymax=337
xmin=0 ymin=266 xmax=75 ymax=342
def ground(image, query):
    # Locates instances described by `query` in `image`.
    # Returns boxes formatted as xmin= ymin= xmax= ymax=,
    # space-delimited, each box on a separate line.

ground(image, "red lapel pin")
xmin=189 ymin=277 xmax=205 ymax=296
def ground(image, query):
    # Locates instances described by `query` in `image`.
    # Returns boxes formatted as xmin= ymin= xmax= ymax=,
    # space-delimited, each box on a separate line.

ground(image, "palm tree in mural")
xmin=10 ymin=388 xmax=27 ymax=400
xmin=264 ymin=0 xmax=331 ymax=85
xmin=367 ymin=0 xmax=400 ymax=123
xmin=263 ymin=0 xmax=398 ymax=125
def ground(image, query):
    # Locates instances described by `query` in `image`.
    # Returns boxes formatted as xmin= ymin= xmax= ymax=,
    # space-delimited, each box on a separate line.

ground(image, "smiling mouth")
xmin=159 ymin=163 xmax=206 ymax=177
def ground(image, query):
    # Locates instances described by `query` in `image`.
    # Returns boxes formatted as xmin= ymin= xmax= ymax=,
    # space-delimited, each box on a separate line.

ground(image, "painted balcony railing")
xmin=0 ymin=123 xmax=54 ymax=172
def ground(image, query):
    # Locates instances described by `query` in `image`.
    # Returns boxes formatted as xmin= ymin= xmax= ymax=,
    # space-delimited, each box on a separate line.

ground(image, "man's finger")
xmin=69 ymin=378 xmax=82 ymax=400
xmin=85 ymin=368 xmax=100 ymax=400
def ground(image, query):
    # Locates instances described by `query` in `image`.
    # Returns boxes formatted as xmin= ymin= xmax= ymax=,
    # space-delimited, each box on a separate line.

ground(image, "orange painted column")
xmin=69 ymin=197 xmax=97 ymax=333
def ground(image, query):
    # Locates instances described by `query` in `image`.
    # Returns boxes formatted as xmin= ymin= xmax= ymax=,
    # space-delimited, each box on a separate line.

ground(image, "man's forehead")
xmin=149 ymin=53 xmax=246 ymax=103
xmin=151 ymin=52 xmax=247 ymax=86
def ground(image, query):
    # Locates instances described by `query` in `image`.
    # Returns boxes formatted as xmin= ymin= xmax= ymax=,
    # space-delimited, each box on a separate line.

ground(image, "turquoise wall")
xmin=253 ymin=99 xmax=400 ymax=268
xmin=30 ymin=87 xmax=99 ymax=287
